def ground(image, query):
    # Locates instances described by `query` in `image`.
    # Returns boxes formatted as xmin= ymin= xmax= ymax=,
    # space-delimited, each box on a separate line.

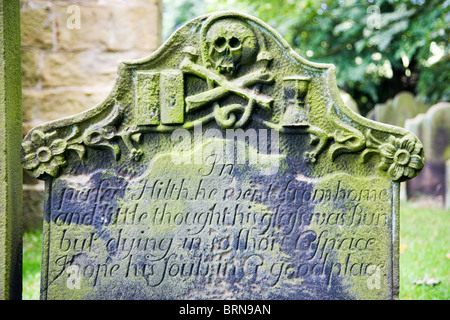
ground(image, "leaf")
xmin=360 ymin=148 xmax=378 ymax=163
xmin=67 ymin=144 xmax=86 ymax=160
xmin=131 ymin=133 xmax=142 ymax=143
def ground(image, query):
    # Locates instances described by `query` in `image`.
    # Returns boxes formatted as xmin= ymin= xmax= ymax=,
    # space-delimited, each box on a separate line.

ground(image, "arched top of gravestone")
xmin=405 ymin=102 xmax=450 ymax=163
xmin=372 ymin=91 xmax=429 ymax=128
xmin=21 ymin=11 xmax=424 ymax=182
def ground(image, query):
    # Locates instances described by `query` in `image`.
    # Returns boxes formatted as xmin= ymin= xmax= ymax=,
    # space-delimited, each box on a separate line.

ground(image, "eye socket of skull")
xmin=214 ymin=36 xmax=227 ymax=51
xmin=229 ymin=37 xmax=241 ymax=49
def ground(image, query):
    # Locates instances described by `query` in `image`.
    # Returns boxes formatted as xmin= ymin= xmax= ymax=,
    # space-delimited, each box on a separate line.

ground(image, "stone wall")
xmin=21 ymin=0 xmax=162 ymax=230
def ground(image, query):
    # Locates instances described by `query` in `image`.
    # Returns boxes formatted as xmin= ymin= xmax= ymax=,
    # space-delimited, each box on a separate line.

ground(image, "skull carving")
xmin=205 ymin=19 xmax=258 ymax=77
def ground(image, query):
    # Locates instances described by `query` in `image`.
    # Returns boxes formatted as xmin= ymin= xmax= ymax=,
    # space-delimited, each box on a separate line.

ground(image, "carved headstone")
xmin=366 ymin=91 xmax=429 ymax=128
xmin=404 ymin=102 xmax=450 ymax=201
xmin=21 ymin=12 xmax=424 ymax=300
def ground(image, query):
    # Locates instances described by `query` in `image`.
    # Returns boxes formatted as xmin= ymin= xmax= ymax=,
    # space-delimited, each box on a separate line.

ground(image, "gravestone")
xmin=404 ymin=102 xmax=450 ymax=201
xmin=0 ymin=0 xmax=22 ymax=300
xmin=446 ymin=159 xmax=450 ymax=210
xmin=21 ymin=12 xmax=424 ymax=300
xmin=339 ymin=89 xmax=359 ymax=114
xmin=366 ymin=91 xmax=428 ymax=128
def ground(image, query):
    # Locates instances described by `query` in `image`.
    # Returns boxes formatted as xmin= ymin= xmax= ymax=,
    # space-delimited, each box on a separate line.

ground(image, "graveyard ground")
xmin=22 ymin=200 xmax=449 ymax=300
xmin=399 ymin=200 xmax=449 ymax=300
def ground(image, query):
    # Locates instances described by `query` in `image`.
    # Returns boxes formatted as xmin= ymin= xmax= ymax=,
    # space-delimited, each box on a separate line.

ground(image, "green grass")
xmin=22 ymin=201 xmax=449 ymax=300
xmin=22 ymin=229 xmax=42 ymax=300
xmin=399 ymin=200 xmax=449 ymax=300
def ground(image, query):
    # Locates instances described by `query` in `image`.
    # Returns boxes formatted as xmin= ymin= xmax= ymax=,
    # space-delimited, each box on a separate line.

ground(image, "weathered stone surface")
xmin=366 ymin=91 xmax=429 ymax=128
xmin=21 ymin=12 xmax=424 ymax=300
xmin=0 ymin=0 xmax=23 ymax=300
xmin=405 ymin=102 xmax=450 ymax=200
xmin=20 ymin=1 xmax=53 ymax=49
xmin=54 ymin=5 xmax=160 ymax=52
xmin=21 ymin=50 xmax=40 ymax=88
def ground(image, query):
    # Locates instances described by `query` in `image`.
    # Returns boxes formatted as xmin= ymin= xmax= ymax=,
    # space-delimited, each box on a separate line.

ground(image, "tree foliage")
xmin=163 ymin=0 xmax=449 ymax=115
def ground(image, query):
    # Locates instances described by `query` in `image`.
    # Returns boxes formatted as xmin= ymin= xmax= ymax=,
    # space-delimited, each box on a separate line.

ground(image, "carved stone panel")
xmin=21 ymin=12 xmax=424 ymax=300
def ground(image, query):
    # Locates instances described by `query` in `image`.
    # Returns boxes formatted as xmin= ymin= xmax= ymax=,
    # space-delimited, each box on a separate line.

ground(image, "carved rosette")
xmin=21 ymin=11 xmax=424 ymax=182
xmin=22 ymin=128 xmax=85 ymax=177
xmin=22 ymin=130 xmax=68 ymax=177
xmin=364 ymin=131 xmax=424 ymax=182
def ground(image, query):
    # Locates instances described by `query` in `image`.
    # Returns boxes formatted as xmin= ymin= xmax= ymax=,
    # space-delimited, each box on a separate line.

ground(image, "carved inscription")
xmin=46 ymin=146 xmax=393 ymax=299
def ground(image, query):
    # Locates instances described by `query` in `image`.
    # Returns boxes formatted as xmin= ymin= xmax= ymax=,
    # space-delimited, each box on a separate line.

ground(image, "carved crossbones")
xmin=181 ymin=49 xmax=274 ymax=113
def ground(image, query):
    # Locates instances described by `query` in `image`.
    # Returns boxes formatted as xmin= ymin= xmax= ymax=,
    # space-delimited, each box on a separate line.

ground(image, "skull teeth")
xmin=215 ymin=58 xmax=235 ymax=75
xmin=218 ymin=65 xmax=234 ymax=75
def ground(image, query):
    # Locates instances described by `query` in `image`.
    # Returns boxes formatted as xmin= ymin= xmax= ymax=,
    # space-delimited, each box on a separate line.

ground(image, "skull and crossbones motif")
xmin=181 ymin=17 xmax=274 ymax=128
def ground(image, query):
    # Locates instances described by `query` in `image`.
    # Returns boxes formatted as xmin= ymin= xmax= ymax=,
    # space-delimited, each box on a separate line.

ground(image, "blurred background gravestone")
xmin=20 ymin=0 xmax=162 ymax=231
xmin=447 ymin=159 xmax=450 ymax=209
xmin=339 ymin=89 xmax=360 ymax=114
xmin=366 ymin=91 xmax=429 ymax=128
xmin=404 ymin=102 xmax=450 ymax=205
